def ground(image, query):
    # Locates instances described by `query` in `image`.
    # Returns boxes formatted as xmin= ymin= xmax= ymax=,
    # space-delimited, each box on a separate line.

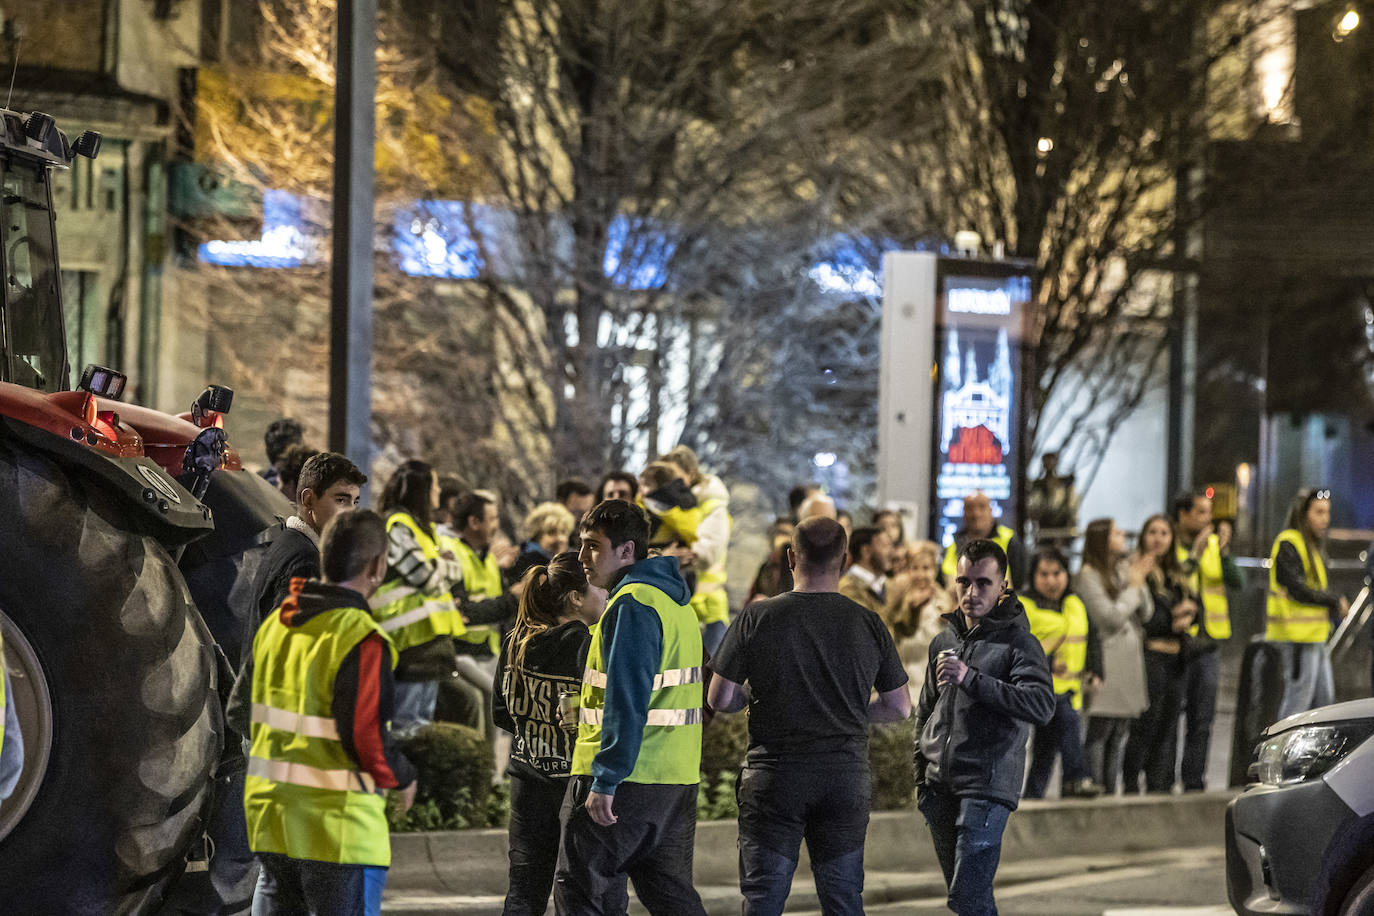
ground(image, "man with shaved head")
xmin=710 ymin=517 xmax=910 ymax=913
xmin=940 ymin=492 xmax=1025 ymax=590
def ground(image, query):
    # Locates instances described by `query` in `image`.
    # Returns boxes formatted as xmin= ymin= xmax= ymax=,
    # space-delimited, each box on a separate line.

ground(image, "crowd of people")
xmin=237 ymin=419 xmax=1354 ymax=916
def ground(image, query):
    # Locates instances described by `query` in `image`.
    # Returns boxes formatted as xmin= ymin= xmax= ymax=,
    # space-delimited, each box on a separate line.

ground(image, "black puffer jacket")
xmin=913 ymin=590 xmax=1055 ymax=809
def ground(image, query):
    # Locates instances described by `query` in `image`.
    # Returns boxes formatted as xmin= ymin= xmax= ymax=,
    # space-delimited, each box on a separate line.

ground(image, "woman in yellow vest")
xmin=1020 ymin=548 xmax=1103 ymax=798
xmin=1267 ymin=489 xmax=1349 ymax=720
xmin=372 ymin=460 xmax=465 ymax=731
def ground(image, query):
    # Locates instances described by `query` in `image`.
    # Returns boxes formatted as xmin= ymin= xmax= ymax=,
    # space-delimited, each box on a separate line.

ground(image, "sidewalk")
xmin=383 ymin=792 xmax=1235 ymax=914
xmin=382 ymin=846 xmax=1225 ymax=915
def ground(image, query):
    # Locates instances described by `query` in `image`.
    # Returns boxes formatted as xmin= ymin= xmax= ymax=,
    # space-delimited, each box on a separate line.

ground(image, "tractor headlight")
xmin=1255 ymin=723 xmax=1374 ymax=786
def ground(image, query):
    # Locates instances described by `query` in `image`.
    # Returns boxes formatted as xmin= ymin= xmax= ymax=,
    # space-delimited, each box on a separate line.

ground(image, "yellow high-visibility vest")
xmin=1021 ymin=593 xmax=1090 ymax=709
xmin=244 ymin=602 xmax=397 ymax=866
xmin=1265 ymin=529 xmax=1330 ymax=644
xmin=444 ymin=535 xmax=504 ymax=653
xmin=942 ymin=525 xmax=1015 ymax=581
xmin=370 ymin=512 xmax=465 ymax=651
xmin=572 ymin=582 xmax=703 ymax=785
xmin=1176 ymin=537 xmax=1231 ymax=640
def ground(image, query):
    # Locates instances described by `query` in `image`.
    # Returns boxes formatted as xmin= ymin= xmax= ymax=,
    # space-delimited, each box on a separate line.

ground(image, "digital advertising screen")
xmin=930 ymin=265 xmax=1032 ymax=547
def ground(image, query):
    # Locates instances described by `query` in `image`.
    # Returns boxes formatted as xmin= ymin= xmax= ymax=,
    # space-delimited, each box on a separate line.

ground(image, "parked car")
xmin=1227 ymin=698 xmax=1374 ymax=915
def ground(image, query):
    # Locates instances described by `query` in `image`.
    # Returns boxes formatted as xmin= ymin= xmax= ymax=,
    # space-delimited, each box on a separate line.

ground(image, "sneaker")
xmin=1064 ymin=778 xmax=1103 ymax=798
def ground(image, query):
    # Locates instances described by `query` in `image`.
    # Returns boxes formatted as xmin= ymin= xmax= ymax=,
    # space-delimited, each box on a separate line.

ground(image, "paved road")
xmin=384 ymin=847 xmax=1231 ymax=915
xmin=796 ymin=847 xmax=1230 ymax=916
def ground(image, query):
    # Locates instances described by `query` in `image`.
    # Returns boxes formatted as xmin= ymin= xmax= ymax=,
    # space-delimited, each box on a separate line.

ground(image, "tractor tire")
xmin=0 ymin=438 xmax=222 ymax=915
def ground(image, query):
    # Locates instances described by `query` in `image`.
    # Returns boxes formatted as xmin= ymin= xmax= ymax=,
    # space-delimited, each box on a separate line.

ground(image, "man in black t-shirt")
xmin=709 ymin=517 xmax=910 ymax=916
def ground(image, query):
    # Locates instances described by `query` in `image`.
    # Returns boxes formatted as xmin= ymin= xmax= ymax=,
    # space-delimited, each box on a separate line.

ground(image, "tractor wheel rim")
xmin=0 ymin=608 xmax=54 ymax=842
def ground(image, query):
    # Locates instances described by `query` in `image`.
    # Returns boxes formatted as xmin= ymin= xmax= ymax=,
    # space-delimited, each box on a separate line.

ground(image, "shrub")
xmin=700 ymin=710 xmax=750 ymax=784
xmin=387 ymin=722 xmax=503 ymax=832
xmin=697 ymin=770 xmax=739 ymax=821
xmin=868 ymin=717 xmax=916 ymax=810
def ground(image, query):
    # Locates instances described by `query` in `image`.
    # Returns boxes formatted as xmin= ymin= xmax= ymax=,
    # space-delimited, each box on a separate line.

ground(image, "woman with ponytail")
xmin=493 ymin=552 xmax=606 ymax=916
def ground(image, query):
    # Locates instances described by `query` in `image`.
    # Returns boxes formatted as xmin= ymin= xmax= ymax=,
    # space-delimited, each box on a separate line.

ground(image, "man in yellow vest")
xmin=940 ymin=492 xmax=1025 ymax=590
xmin=438 ymin=490 xmax=523 ymax=738
xmin=230 ymin=509 xmax=416 ymax=915
xmin=555 ymin=500 xmax=707 ymax=916
xmin=1172 ymin=490 xmax=1243 ymax=790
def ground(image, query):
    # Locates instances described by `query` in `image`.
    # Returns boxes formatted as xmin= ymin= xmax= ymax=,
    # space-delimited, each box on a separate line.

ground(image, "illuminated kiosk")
xmin=877 ymin=252 xmax=1033 ymax=547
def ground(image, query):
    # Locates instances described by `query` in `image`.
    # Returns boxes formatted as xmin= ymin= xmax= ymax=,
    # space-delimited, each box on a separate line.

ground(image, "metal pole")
xmin=329 ymin=0 xmax=376 ymax=481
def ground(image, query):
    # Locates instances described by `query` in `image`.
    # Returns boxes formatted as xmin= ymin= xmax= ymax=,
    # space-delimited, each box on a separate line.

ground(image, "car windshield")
xmin=0 ymin=160 xmax=65 ymax=392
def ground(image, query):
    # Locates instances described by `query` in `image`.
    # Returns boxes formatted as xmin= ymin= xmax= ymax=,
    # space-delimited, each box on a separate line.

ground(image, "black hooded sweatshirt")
xmin=913 ymin=589 xmax=1054 ymax=809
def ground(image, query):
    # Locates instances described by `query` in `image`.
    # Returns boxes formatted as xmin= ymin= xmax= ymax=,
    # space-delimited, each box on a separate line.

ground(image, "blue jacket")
xmin=0 ymin=667 xmax=23 ymax=800
xmin=590 ymin=555 xmax=693 ymax=795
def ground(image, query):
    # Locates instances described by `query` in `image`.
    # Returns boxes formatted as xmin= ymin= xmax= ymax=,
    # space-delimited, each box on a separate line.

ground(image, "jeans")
xmin=918 ymin=787 xmax=1011 ymax=916
xmin=736 ymin=764 xmax=870 ymax=916
xmin=504 ymin=772 xmax=568 ymax=916
xmin=1122 ymin=650 xmax=1185 ymax=794
xmin=1274 ymin=642 xmax=1334 ymax=721
xmin=701 ymin=620 xmax=727 ymax=656
xmin=1084 ymin=716 xmax=1131 ymax=795
xmin=393 ymin=680 xmax=439 ymax=732
xmin=454 ymin=654 xmax=498 ymax=740
xmin=1023 ymin=692 xmax=1089 ymax=798
xmin=554 ymin=777 xmax=705 ymax=916
xmin=251 ymin=853 xmax=386 ymax=916
xmin=1180 ymin=649 xmax=1219 ymax=791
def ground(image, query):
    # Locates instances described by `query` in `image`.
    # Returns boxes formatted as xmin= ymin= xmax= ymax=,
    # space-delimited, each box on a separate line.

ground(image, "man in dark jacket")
xmin=236 ymin=452 xmax=367 ymax=665
xmin=914 ymin=539 xmax=1054 ymax=916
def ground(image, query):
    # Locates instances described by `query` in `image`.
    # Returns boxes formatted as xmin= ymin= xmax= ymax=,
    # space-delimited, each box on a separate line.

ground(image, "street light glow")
xmin=1336 ymin=9 xmax=1360 ymax=38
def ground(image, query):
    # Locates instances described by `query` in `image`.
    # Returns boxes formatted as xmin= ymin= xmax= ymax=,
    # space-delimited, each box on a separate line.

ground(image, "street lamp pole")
xmin=329 ymin=0 xmax=376 ymax=480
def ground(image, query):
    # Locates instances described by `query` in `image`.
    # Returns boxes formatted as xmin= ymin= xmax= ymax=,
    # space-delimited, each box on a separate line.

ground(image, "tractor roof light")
xmin=23 ymin=111 xmax=53 ymax=145
xmin=190 ymin=384 xmax=233 ymax=429
xmin=78 ymin=364 xmax=127 ymax=400
xmin=72 ymin=130 xmax=101 ymax=160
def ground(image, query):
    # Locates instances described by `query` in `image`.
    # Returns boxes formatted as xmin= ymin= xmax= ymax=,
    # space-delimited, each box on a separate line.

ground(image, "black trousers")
xmin=505 ymin=771 xmax=569 ymax=916
xmin=1122 ymin=650 xmax=1186 ymax=793
xmin=554 ymin=776 xmax=706 ymax=916
xmin=736 ymin=763 xmax=870 ymax=916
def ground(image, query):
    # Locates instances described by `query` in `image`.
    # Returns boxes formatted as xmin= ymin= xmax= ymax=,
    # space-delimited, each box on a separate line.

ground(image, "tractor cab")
xmin=0 ymin=109 xmax=100 ymax=394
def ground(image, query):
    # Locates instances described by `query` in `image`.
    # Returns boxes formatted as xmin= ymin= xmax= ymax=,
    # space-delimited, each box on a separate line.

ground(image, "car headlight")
xmin=1255 ymin=723 xmax=1374 ymax=786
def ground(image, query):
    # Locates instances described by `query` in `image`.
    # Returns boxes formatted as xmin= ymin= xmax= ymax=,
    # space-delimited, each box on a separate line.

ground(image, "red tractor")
xmin=0 ymin=109 xmax=291 ymax=912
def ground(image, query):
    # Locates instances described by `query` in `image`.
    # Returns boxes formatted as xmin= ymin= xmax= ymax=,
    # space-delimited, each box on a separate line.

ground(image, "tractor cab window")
xmin=0 ymin=162 xmax=65 ymax=392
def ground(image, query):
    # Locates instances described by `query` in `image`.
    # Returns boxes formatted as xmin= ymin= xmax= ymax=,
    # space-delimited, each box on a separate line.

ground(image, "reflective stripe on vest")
xmin=370 ymin=512 xmax=464 ymax=651
xmin=572 ymin=580 xmax=703 ymax=785
xmin=243 ymin=603 xmax=397 ymax=866
xmin=942 ymin=525 xmax=1015 ymax=580
xmin=1265 ymin=529 xmax=1330 ymax=644
xmin=581 ymin=665 xmax=703 ymax=690
xmin=1176 ymin=538 xmax=1232 ymax=640
xmin=446 ymin=536 xmax=503 ymax=652
xmin=246 ymin=755 xmax=377 ymax=794
xmin=251 ymin=702 xmax=339 ymax=740
xmin=579 ymin=707 xmax=704 ymax=726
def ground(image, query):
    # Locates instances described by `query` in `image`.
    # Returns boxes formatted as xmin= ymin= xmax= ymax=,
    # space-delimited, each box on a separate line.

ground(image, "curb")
xmin=387 ymin=790 xmax=1235 ymax=896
